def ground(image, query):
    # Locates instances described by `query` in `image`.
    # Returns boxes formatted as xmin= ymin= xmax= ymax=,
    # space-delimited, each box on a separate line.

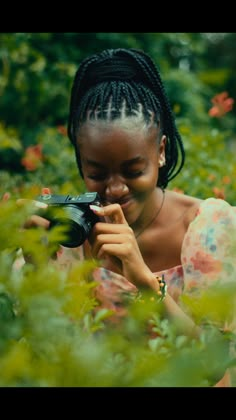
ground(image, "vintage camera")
xmin=36 ymin=192 xmax=101 ymax=248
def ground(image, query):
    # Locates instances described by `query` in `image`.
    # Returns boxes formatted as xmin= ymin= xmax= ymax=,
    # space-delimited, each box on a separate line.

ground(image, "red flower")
xmin=2 ymin=192 xmax=11 ymax=201
xmin=21 ymin=144 xmax=43 ymax=171
xmin=208 ymin=174 xmax=216 ymax=182
xmin=172 ymin=187 xmax=184 ymax=194
xmin=57 ymin=125 xmax=67 ymax=136
xmin=212 ymin=186 xmax=225 ymax=200
xmin=222 ymin=176 xmax=231 ymax=185
xmin=208 ymin=91 xmax=234 ymax=118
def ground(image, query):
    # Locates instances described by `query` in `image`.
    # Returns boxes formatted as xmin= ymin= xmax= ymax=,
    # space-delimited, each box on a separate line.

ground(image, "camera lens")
xmin=50 ymin=204 xmax=98 ymax=247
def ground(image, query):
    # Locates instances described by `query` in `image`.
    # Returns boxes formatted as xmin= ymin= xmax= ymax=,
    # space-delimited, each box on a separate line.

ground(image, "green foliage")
xmin=0 ymin=199 xmax=235 ymax=386
xmin=165 ymin=69 xmax=210 ymax=126
xmin=23 ymin=126 xmax=82 ymax=194
xmin=1 ymin=33 xmax=236 ymax=137
xmin=0 ymin=126 xmax=83 ymax=198
xmin=0 ymin=122 xmax=23 ymax=172
xmin=170 ymin=121 xmax=236 ymax=205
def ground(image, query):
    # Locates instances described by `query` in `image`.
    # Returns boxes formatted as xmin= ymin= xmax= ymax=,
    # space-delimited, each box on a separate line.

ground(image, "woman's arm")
xmin=89 ymin=203 xmax=202 ymax=337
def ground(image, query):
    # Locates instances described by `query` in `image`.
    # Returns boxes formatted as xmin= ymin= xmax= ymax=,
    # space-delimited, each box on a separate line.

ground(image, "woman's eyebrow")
xmin=122 ymin=156 xmax=146 ymax=166
xmin=84 ymin=159 xmax=104 ymax=168
xmin=84 ymin=156 xmax=145 ymax=167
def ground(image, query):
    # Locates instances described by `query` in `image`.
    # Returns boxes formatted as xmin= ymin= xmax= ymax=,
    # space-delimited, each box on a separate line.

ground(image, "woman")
xmin=20 ymin=48 xmax=236 ymax=386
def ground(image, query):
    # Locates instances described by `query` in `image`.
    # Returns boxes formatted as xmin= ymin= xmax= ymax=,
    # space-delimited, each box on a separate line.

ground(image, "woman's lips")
xmin=104 ymin=196 xmax=135 ymax=211
xmin=119 ymin=199 xmax=133 ymax=211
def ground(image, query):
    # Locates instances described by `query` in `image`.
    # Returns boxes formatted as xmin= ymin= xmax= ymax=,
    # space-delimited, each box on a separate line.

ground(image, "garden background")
xmin=0 ymin=33 xmax=236 ymax=387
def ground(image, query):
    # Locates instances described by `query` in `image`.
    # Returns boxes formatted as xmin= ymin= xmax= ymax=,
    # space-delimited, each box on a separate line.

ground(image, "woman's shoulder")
xmin=166 ymin=190 xmax=202 ymax=228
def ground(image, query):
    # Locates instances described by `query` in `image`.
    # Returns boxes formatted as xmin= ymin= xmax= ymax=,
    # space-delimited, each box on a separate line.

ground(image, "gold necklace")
xmin=135 ymin=188 xmax=165 ymax=239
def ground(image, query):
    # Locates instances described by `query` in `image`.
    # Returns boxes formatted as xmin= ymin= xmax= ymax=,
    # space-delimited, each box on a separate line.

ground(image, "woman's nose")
xmin=105 ymin=179 xmax=128 ymax=197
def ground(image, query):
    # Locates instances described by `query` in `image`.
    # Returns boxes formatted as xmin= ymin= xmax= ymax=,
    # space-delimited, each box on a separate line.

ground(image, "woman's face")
xmin=76 ymin=118 xmax=166 ymax=226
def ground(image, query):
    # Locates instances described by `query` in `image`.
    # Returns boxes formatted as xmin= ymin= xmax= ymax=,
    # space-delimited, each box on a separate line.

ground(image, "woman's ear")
xmin=159 ymin=135 xmax=166 ymax=167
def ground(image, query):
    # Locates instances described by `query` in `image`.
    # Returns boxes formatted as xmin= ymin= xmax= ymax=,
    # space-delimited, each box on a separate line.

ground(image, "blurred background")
xmin=1 ymin=32 xmax=236 ymax=201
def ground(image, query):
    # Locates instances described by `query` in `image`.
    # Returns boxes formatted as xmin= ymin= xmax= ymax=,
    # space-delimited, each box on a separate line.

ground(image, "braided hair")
xmin=67 ymin=48 xmax=185 ymax=189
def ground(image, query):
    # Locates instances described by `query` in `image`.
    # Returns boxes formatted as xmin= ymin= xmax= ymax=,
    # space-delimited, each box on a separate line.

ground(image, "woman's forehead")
xmin=78 ymin=116 xmax=159 ymax=139
xmin=77 ymin=120 xmax=160 ymax=162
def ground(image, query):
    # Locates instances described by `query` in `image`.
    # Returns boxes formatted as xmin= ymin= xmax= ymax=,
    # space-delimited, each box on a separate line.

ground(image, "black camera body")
xmin=36 ymin=192 xmax=101 ymax=248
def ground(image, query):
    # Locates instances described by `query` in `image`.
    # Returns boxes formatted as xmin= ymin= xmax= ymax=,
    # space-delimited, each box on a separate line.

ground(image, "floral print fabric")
xmin=181 ymin=198 xmax=236 ymax=295
xmin=56 ymin=198 xmax=236 ymax=315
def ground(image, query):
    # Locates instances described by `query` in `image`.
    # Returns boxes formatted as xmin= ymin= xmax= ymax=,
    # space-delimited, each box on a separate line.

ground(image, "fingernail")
xmin=35 ymin=201 xmax=48 ymax=209
xmin=89 ymin=204 xmax=103 ymax=213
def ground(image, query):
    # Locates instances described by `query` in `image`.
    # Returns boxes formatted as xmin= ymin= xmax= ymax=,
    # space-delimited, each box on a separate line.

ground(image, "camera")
xmin=35 ymin=192 xmax=101 ymax=248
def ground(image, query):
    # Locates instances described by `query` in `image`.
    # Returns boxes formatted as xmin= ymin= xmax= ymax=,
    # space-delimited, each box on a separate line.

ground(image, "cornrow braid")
xmin=67 ymin=48 xmax=185 ymax=189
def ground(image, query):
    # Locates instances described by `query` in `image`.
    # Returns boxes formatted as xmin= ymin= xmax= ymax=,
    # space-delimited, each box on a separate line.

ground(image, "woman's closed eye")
xmin=87 ymin=173 xmax=107 ymax=181
xmin=88 ymin=170 xmax=144 ymax=181
xmin=124 ymin=170 xmax=144 ymax=179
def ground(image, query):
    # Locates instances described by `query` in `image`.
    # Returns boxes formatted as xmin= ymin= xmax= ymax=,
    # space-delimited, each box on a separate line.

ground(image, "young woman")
xmin=19 ymin=48 xmax=236 ymax=386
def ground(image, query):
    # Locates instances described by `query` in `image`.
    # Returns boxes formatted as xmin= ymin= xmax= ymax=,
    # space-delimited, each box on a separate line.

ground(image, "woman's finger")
xmin=23 ymin=214 xmax=50 ymax=229
xmin=16 ymin=198 xmax=50 ymax=229
xmin=90 ymin=203 xmax=128 ymax=224
xmin=16 ymin=198 xmax=48 ymax=209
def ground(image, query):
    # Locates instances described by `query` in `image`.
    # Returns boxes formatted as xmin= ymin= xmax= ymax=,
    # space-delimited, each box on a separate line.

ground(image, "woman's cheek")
xmin=131 ymin=176 xmax=157 ymax=192
xmin=84 ymin=179 xmax=101 ymax=192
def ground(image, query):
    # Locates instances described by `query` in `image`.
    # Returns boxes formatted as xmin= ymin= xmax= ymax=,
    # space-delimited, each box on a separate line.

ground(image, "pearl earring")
xmin=159 ymin=157 xmax=166 ymax=167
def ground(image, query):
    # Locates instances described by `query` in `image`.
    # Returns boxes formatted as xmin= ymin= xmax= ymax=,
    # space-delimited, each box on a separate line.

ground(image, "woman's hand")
xmin=89 ymin=203 xmax=158 ymax=290
xmin=15 ymin=197 xmax=54 ymax=264
xmin=16 ymin=198 xmax=50 ymax=229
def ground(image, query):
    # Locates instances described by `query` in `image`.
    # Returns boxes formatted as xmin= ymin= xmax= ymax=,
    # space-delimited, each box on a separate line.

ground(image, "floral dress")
xmin=56 ymin=197 xmax=236 ymax=321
